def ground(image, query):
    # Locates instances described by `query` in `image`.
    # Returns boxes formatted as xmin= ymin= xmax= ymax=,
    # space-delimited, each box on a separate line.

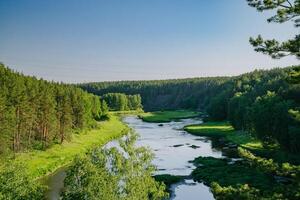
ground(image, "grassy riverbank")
xmin=185 ymin=121 xmax=300 ymax=199
xmin=8 ymin=114 xmax=128 ymax=179
xmin=184 ymin=121 xmax=263 ymax=150
xmin=110 ymin=109 xmax=144 ymax=115
xmin=192 ymin=157 xmax=274 ymax=190
xmin=184 ymin=121 xmax=300 ymax=164
xmin=139 ymin=110 xmax=200 ymax=123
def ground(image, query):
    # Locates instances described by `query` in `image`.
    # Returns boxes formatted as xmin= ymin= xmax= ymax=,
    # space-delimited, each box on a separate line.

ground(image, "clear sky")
xmin=0 ymin=0 xmax=299 ymax=83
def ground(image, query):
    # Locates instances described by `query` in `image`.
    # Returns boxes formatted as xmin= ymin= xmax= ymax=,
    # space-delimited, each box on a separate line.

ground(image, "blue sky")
xmin=0 ymin=0 xmax=298 ymax=83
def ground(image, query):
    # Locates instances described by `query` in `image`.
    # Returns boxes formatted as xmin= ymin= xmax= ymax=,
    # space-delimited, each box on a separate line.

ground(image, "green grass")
xmin=184 ymin=121 xmax=263 ymax=150
xmin=139 ymin=110 xmax=200 ymax=123
xmin=184 ymin=121 xmax=234 ymax=137
xmin=185 ymin=121 xmax=300 ymax=164
xmin=8 ymin=114 xmax=128 ymax=179
xmin=109 ymin=109 xmax=144 ymax=115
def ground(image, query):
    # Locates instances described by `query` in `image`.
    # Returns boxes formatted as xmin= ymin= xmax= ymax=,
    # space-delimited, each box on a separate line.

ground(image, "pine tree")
xmin=24 ymin=78 xmax=39 ymax=148
xmin=101 ymin=100 xmax=109 ymax=117
xmin=9 ymin=76 xmax=30 ymax=152
xmin=55 ymin=86 xmax=73 ymax=143
xmin=37 ymin=82 xmax=56 ymax=148
xmin=247 ymin=0 xmax=300 ymax=59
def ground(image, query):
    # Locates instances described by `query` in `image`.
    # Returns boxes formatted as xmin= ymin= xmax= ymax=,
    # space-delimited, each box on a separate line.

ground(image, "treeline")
xmin=102 ymin=93 xmax=142 ymax=111
xmin=0 ymin=64 xmax=108 ymax=154
xmin=79 ymin=77 xmax=230 ymax=111
xmin=209 ymin=67 xmax=300 ymax=153
xmin=80 ymin=66 xmax=300 ymax=153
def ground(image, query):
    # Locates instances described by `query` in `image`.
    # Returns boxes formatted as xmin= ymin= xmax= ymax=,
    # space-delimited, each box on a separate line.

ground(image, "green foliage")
xmin=211 ymin=181 xmax=300 ymax=200
xmin=192 ymin=157 xmax=274 ymax=190
xmin=238 ymin=148 xmax=279 ymax=174
xmin=139 ymin=110 xmax=200 ymax=123
xmin=184 ymin=121 xmax=266 ymax=156
xmin=55 ymin=86 xmax=73 ymax=143
xmin=0 ymin=64 xmax=108 ymax=154
xmin=11 ymin=115 xmax=128 ymax=178
xmin=249 ymin=34 xmax=300 ymax=59
xmin=192 ymin=156 xmax=300 ymax=199
xmin=185 ymin=119 xmax=300 ymax=165
xmin=62 ymin=131 xmax=168 ymax=200
xmin=249 ymin=91 xmax=291 ymax=148
xmin=81 ymin=66 xmax=300 ymax=153
xmin=128 ymin=94 xmax=143 ymax=110
xmin=0 ymin=63 xmax=299 ymax=199
xmin=247 ymin=0 xmax=300 ymax=59
xmin=211 ymin=182 xmax=260 ymax=200
xmin=288 ymin=66 xmax=300 ymax=84
xmin=207 ymin=88 xmax=233 ymax=120
xmin=288 ymin=121 xmax=300 ymax=153
xmin=102 ymin=93 xmax=142 ymax=111
xmin=154 ymin=174 xmax=183 ymax=187
xmin=236 ymin=148 xmax=300 ymax=199
xmin=77 ymin=65 xmax=300 ymax=198
xmin=184 ymin=121 xmax=235 ymax=137
xmin=79 ymin=77 xmax=229 ymax=111
xmin=0 ymin=163 xmax=45 ymax=200
xmin=228 ymin=93 xmax=251 ymax=130
xmin=238 ymin=148 xmax=300 ymax=178
xmin=100 ymin=100 xmax=109 ymax=117
xmin=0 ymin=115 xmax=128 ymax=199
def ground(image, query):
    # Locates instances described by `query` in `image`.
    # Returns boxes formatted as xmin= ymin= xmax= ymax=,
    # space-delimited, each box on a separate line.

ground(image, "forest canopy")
xmin=102 ymin=93 xmax=142 ymax=111
xmin=0 ymin=63 xmax=108 ymax=154
xmin=80 ymin=66 xmax=300 ymax=153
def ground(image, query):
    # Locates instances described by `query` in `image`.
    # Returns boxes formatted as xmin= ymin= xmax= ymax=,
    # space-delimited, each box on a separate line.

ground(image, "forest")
xmin=80 ymin=66 xmax=300 ymax=154
xmin=79 ymin=76 xmax=229 ymax=111
xmin=0 ymin=0 xmax=299 ymax=199
xmin=1 ymin=63 xmax=299 ymax=200
xmin=0 ymin=63 xmax=147 ymax=199
xmin=79 ymin=66 xmax=300 ymax=199
xmin=0 ymin=63 xmax=141 ymax=155
xmin=102 ymin=93 xmax=142 ymax=111
xmin=0 ymin=63 xmax=104 ymax=154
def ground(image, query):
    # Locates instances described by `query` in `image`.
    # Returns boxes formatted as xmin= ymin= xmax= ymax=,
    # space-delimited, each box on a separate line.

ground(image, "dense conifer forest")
xmin=1 ymin=63 xmax=299 ymax=199
xmin=0 ymin=63 xmax=141 ymax=156
xmin=79 ymin=77 xmax=230 ymax=111
xmin=0 ymin=64 xmax=104 ymax=154
xmin=1 ymin=0 xmax=299 ymax=199
xmin=80 ymin=66 xmax=300 ymax=153
xmin=102 ymin=93 xmax=142 ymax=111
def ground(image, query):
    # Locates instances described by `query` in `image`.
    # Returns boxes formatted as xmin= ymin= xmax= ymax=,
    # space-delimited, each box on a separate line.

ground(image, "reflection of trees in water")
xmin=62 ymin=130 xmax=168 ymax=200
xmin=211 ymin=137 xmax=239 ymax=158
xmin=210 ymin=137 xmax=224 ymax=150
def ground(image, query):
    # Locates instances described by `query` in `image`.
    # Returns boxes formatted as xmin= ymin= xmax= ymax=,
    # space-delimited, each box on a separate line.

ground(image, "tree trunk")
xmin=60 ymin=121 xmax=64 ymax=143
xmin=13 ymin=107 xmax=20 ymax=152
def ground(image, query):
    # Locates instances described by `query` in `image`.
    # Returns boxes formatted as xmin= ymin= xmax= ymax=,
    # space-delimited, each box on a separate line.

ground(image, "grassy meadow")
xmin=184 ymin=121 xmax=263 ymax=151
xmin=4 ymin=114 xmax=128 ymax=179
xmin=139 ymin=110 xmax=200 ymax=123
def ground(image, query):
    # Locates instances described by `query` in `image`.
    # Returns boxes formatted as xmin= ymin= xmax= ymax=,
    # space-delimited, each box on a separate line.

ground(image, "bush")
xmin=0 ymin=163 xmax=45 ymax=200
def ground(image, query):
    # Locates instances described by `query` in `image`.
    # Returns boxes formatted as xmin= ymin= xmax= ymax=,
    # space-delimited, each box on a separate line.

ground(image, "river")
xmin=46 ymin=115 xmax=224 ymax=200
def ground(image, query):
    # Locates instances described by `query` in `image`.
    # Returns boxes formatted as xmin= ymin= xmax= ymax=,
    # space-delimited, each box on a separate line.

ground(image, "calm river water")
xmin=46 ymin=115 xmax=224 ymax=200
xmin=123 ymin=116 xmax=222 ymax=200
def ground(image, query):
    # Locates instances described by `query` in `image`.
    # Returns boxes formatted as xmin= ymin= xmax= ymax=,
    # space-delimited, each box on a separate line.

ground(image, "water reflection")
xmin=122 ymin=116 xmax=222 ymax=200
xmin=46 ymin=116 xmax=222 ymax=200
xmin=61 ymin=131 xmax=168 ymax=200
xmin=123 ymin=116 xmax=223 ymax=176
xmin=170 ymin=180 xmax=214 ymax=200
